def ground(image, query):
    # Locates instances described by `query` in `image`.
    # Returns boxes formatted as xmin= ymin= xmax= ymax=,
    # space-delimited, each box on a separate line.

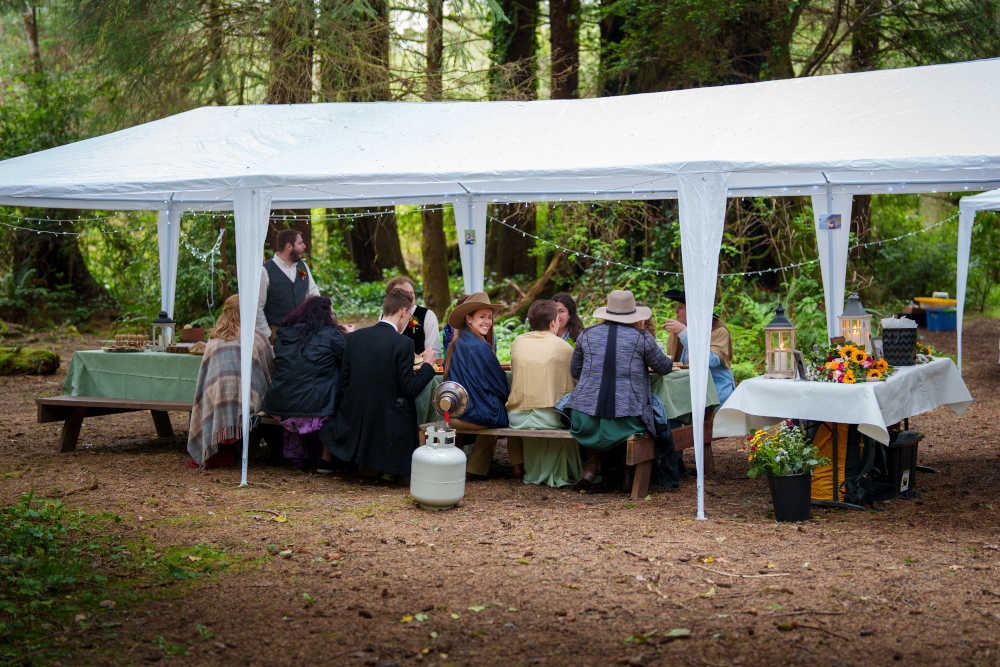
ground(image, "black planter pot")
xmin=768 ymin=472 xmax=811 ymax=522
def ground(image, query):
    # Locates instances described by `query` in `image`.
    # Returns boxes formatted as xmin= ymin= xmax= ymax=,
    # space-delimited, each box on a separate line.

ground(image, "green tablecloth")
xmin=416 ymin=369 xmax=718 ymax=424
xmin=651 ymin=369 xmax=720 ymax=420
xmin=63 ymin=350 xmax=203 ymax=402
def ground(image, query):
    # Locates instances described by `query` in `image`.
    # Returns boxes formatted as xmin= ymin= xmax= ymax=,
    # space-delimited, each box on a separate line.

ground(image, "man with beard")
xmin=255 ymin=229 xmax=321 ymax=340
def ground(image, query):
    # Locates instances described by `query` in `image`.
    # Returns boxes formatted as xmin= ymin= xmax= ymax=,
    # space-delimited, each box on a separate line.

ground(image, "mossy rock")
xmin=0 ymin=347 xmax=60 ymax=375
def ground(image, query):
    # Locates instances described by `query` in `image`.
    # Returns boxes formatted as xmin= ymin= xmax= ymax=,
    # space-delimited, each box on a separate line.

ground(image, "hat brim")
xmin=593 ymin=305 xmax=652 ymax=324
xmin=448 ymin=301 xmax=503 ymax=329
xmin=665 ymin=289 xmax=686 ymax=304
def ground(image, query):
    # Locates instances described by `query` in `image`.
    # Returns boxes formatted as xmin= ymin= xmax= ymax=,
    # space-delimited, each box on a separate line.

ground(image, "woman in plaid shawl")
xmin=187 ymin=294 xmax=274 ymax=468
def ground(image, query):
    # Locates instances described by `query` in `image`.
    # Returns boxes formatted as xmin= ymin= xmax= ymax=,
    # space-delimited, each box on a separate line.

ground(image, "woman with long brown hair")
xmin=263 ymin=296 xmax=347 ymax=471
xmin=552 ymin=292 xmax=585 ymax=343
xmin=443 ymin=292 xmax=517 ymax=478
xmin=187 ymin=294 xmax=274 ymax=468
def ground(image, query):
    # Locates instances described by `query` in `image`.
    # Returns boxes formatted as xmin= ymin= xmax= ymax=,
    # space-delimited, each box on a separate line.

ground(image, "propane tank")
xmin=411 ymin=381 xmax=471 ymax=510
xmin=410 ymin=425 xmax=466 ymax=510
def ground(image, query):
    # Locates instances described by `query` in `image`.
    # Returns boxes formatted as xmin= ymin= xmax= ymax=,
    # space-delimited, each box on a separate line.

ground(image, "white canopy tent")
xmin=3 ymin=58 xmax=1000 ymax=519
xmin=957 ymin=188 xmax=1000 ymax=371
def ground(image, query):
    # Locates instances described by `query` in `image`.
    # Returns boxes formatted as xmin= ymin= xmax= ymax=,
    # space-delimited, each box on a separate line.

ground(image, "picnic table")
xmin=38 ymin=349 xmax=202 ymax=451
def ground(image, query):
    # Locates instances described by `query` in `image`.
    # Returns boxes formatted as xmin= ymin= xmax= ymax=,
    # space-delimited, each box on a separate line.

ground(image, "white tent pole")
xmin=811 ymin=192 xmax=854 ymax=340
xmin=955 ymin=205 xmax=975 ymax=374
xmin=156 ymin=202 xmax=182 ymax=319
xmin=233 ymin=189 xmax=272 ymax=487
xmin=677 ymin=172 xmax=729 ymax=521
xmin=454 ymin=198 xmax=488 ymax=293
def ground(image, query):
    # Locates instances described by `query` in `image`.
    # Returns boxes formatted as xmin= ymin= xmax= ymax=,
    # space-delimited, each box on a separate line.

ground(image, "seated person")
xmin=328 ymin=288 xmax=436 ymax=482
xmin=386 ymin=276 xmax=443 ymax=360
xmin=262 ymin=296 xmax=346 ymax=471
xmin=552 ymin=292 xmax=585 ymax=343
xmin=188 ymin=294 xmax=274 ymax=468
xmin=443 ymin=292 xmax=514 ymax=478
xmin=662 ymin=289 xmax=736 ymax=405
xmin=563 ymin=290 xmax=672 ymax=488
xmin=507 ymin=300 xmax=580 ymax=487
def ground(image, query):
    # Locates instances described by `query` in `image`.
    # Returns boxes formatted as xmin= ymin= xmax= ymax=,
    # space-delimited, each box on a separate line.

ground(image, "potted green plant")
xmin=742 ymin=420 xmax=829 ymax=522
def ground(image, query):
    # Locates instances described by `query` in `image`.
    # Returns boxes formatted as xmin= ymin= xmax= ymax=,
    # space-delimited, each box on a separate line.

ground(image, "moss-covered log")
xmin=0 ymin=347 xmax=60 ymax=375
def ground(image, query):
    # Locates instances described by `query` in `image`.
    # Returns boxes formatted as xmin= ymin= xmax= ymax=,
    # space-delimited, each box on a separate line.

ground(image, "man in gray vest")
xmin=255 ymin=228 xmax=320 ymax=340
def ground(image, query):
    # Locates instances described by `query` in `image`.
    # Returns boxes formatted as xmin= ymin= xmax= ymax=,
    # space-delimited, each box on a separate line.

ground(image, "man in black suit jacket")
xmin=327 ymin=288 xmax=436 ymax=480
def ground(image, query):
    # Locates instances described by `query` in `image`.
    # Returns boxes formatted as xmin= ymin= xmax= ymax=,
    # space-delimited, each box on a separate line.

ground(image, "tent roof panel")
xmin=2 ymin=59 xmax=1000 ymax=207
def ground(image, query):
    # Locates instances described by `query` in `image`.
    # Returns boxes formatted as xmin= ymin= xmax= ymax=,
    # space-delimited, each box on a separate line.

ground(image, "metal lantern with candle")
xmin=764 ymin=303 xmax=797 ymax=378
xmin=151 ymin=311 xmax=175 ymax=352
xmin=838 ymin=293 xmax=871 ymax=351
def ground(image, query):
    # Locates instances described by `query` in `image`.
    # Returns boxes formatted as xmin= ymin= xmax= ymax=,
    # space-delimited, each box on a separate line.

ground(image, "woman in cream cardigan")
xmin=506 ymin=300 xmax=578 ymax=486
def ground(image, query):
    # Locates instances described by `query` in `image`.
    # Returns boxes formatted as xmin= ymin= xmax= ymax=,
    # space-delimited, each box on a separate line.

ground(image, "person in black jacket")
xmin=328 ymin=288 xmax=436 ymax=482
xmin=263 ymin=296 xmax=346 ymax=471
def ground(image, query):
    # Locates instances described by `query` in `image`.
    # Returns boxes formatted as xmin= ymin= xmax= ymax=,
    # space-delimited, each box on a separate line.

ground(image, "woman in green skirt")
xmin=562 ymin=290 xmax=673 ymax=487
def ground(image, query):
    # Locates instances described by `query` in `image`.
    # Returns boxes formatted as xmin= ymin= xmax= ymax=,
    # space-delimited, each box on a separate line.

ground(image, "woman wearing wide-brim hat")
xmin=443 ymin=292 xmax=520 ymax=478
xmin=562 ymin=289 xmax=673 ymax=488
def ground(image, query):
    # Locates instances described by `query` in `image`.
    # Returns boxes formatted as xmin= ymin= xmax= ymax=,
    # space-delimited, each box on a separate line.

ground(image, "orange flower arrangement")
xmin=809 ymin=344 xmax=894 ymax=383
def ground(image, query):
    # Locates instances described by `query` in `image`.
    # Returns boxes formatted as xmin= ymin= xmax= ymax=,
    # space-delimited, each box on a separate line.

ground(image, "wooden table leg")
xmin=61 ymin=407 xmax=86 ymax=452
xmin=150 ymin=410 xmax=174 ymax=439
xmin=630 ymin=461 xmax=652 ymax=500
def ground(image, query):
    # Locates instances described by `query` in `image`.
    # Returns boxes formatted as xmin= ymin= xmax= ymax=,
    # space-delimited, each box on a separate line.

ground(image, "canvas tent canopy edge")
xmin=2 ymin=58 xmax=998 ymax=518
xmin=956 ymin=187 xmax=1000 ymax=373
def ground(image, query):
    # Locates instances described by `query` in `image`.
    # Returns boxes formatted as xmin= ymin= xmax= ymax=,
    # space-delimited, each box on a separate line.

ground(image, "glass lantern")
xmin=764 ymin=303 xmax=797 ymax=379
xmin=838 ymin=293 xmax=871 ymax=351
xmin=151 ymin=311 xmax=175 ymax=351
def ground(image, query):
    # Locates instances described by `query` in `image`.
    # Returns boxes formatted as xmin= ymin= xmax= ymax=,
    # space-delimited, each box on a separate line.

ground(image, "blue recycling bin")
xmin=926 ymin=309 xmax=956 ymax=331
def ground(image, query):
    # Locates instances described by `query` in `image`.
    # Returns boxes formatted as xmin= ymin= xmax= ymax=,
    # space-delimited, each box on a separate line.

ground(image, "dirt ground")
xmin=2 ymin=319 xmax=999 ymax=666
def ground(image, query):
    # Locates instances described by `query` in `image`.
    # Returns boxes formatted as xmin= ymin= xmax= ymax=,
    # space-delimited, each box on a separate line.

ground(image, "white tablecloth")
xmin=714 ymin=357 xmax=973 ymax=444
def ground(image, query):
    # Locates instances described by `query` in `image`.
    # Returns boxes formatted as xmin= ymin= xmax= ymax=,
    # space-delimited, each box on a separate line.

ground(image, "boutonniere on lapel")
xmin=408 ymin=316 xmax=419 ymax=331
xmin=298 ymin=268 xmax=307 ymax=279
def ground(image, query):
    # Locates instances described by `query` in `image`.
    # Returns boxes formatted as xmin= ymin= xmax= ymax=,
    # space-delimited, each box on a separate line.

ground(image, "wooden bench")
xmin=419 ymin=424 xmax=656 ymax=500
xmin=36 ymin=396 xmax=193 ymax=452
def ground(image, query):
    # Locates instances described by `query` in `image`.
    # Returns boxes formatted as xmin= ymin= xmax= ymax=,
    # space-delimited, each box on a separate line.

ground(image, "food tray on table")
xmin=101 ymin=345 xmax=143 ymax=353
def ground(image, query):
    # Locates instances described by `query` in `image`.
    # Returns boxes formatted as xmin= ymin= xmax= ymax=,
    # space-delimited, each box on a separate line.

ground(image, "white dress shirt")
xmin=255 ymin=255 xmax=320 ymax=336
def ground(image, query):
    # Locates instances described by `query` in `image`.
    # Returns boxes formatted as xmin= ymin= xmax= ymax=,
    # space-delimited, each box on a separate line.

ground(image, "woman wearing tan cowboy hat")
xmin=443 ymin=292 xmax=521 ymax=478
xmin=562 ymin=289 xmax=673 ymax=488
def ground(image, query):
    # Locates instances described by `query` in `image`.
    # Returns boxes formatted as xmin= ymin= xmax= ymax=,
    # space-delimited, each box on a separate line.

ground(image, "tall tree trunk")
xmin=489 ymin=0 xmax=539 ymax=101
xmin=22 ymin=5 xmax=42 ymax=74
xmin=317 ymin=0 xmax=406 ymax=280
xmin=598 ymin=0 xmax=627 ymax=96
xmin=206 ymin=0 xmax=227 ymax=106
xmin=488 ymin=0 xmax=538 ymax=278
xmin=848 ymin=0 xmax=881 ymax=267
xmin=420 ymin=0 xmax=450 ymax=314
xmin=339 ymin=208 xmax=406 ymax=282
xmin=549 ymin=0 xmax=579 ymax=99
xmin=266 ymin=0 xmax=314 ymax=250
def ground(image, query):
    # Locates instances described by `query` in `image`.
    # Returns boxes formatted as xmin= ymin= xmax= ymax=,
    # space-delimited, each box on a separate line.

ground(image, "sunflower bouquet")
xmin=915 ymin=341 xmax=939 ymax=364
xmin=808 ymin=343 xmax=893 ymax=383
